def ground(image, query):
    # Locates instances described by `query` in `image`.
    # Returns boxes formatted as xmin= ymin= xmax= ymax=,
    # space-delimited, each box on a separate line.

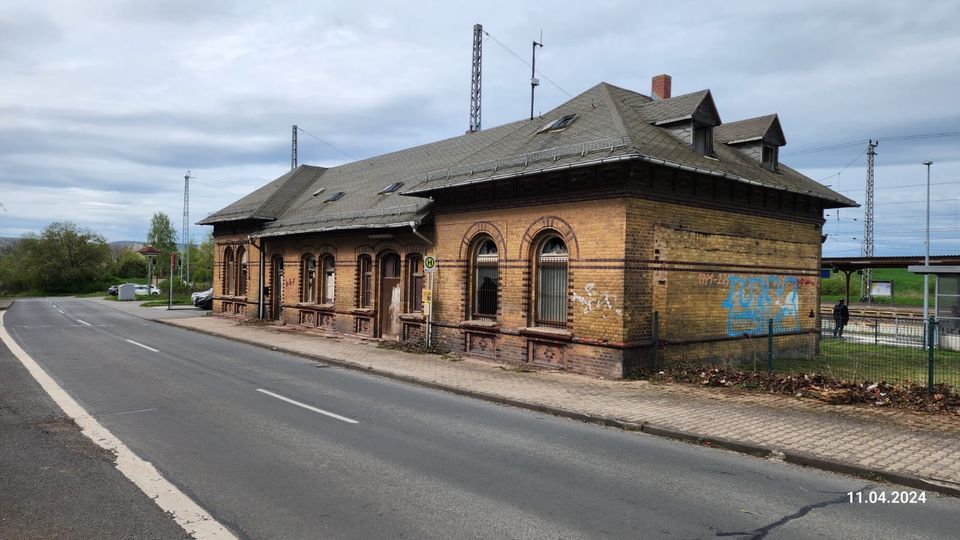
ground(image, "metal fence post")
xmin=767 ymin=318 xmax=774 ymax=374
xmin=927 ymin=317 xmax=936 ymax=397
xmin=874 ymin=317 xmax=879 ymax=345
xmin=652 ymin=311 xmax=660 ymax=370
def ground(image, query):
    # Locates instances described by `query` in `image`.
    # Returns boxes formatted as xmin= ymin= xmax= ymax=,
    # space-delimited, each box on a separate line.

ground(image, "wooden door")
xmin=379 ymin=253 xmax=401 ymax=339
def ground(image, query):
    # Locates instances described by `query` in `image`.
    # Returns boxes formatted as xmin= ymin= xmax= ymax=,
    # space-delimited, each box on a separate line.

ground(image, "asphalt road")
xmin=5 ymin=298 xmax=959 ymax=539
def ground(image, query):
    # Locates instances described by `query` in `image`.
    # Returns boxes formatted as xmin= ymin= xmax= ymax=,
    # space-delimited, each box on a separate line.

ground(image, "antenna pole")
xmin=469 ymin=24 xmax=483 ymax=133
xmin=291 ymin=125 xmax=298 ymax=170
xmin=530 ymin=37 xmax=543 ymax=120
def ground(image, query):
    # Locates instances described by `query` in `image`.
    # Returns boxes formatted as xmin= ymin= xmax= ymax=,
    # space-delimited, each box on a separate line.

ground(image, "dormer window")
xmin=693 ymin=123 xmax=714 ymax=156
xmin=762 ymin=144 xmax=779 ymax=171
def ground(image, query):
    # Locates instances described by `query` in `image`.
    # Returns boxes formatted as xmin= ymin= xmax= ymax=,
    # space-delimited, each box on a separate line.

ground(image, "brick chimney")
xmin=652 ymin=74 xmax=672 ymax=100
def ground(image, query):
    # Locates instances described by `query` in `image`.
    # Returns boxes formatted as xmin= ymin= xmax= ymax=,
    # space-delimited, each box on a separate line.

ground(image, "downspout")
xmin=409 ymin=221 xmax=433 ymax=246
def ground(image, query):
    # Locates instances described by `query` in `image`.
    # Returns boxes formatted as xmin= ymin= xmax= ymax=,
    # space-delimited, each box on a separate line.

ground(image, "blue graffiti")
xmin=720 ymin=275 xmax=799 ymax=336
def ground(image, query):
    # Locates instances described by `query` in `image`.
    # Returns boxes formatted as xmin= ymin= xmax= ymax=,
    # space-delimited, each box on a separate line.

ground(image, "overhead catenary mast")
xmin=181 ymin=170 xmax=194 ymax=284
xmin=861 ymin=140 xmax=877 ymax=303
xmin=469 ymin=24 xmax=482 ymax=133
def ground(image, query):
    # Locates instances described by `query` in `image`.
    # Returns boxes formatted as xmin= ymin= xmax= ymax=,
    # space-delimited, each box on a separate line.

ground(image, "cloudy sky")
xmin=2 ymin=0 xmax=958 ymax=257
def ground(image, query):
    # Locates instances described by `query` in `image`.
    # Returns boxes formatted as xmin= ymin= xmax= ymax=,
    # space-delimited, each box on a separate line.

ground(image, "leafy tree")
xmin=190 ymin=232 xmax=215 ymax=286
xmin=147 ymin=212 xmax=177 ymax=278
xmin=14 ymin=222 xmax=111 ymax=293
xmin=111 ymin=247 xmax=147 ymax=278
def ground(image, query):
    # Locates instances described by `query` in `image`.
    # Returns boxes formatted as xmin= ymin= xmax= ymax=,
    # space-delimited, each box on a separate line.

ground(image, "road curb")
xmin=156 ymin=318 xmax=960 ymax=499
xmin=0 ymin=299 xmax=14 ymax=310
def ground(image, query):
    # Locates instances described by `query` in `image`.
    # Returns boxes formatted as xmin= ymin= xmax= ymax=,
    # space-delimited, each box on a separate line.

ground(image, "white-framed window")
xmin=321 ymin=255 xmax=336 ymax=304
xmin=301 ymin=255 xmax=317 ymax=302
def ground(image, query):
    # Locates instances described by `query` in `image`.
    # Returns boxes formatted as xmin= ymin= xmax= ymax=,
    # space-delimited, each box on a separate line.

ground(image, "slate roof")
xmin=201 ymin=81 xmax=856 ymax=236
xmin=715 ymin=114 xmax=786 ymax=145
xmin=634 ymin=89 xmax=720 ymax=125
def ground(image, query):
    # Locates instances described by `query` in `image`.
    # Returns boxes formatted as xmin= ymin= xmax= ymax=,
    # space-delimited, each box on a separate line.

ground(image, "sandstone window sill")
xmin=460 ymin=320 xmax=500 ymax=332
xmin=519 ymin=326 xmax=574 ymax=341
xmin=400 ymin=313 xmax=425 ymax=322
xmin=352 ymin=308 xmax=375 ymax=316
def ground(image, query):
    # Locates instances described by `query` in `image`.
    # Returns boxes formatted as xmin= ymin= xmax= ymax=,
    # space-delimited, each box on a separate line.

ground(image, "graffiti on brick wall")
xmin=720 ymin=275 xmax=799 ymax=336
xmin=572 ymin=283 xmax=623 ymax=319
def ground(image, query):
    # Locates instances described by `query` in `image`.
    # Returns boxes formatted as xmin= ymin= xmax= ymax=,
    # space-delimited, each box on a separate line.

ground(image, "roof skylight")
xmin=537 ymin=113 xmax=577 ymax=134
xmin=324 ymin=192 xmax=345 ymax=203
xmin=379 ymin=182 xmax=403 ymax=194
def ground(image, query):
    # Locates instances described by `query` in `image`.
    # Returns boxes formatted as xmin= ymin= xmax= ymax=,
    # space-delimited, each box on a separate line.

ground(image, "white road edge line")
xmin=125 ymin=339 xmax=159 ymax=353
xmin=256 ymin=388 xmax=359 ymax=424
xmin=76 ymin=319 xmax=91 ymax=326
xmin=0 ymin=312 xmax=236 ymax=540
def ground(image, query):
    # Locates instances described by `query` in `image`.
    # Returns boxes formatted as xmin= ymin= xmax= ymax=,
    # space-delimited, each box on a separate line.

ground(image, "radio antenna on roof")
xmin=530 ymin=31 xmax=543 ymax=120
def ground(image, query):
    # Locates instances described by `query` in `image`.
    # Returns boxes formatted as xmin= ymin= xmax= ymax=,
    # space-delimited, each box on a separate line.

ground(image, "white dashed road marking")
xmin=256 ymin=388 xmax=359 ymax=424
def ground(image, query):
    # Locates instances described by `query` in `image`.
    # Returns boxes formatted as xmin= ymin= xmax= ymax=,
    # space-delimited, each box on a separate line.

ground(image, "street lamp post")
xmin=923 ymin=160 xmax=933 ymax=347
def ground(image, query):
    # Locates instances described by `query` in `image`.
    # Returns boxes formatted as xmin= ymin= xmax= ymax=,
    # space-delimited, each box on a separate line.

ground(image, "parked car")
xmin=107 ymin=284 xmax=119 ymax=296
xmin=134 ymin=284 xmax=161 ymax=296
xmin=191 ymin=288 xmax=213 ymax=304
xmin=193 ymin=288 xmax=213 ymax=310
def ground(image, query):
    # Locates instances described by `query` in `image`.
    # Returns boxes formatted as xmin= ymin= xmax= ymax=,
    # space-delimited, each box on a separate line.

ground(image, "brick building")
xmin=201 ymin=75 xmax=856 ymax=378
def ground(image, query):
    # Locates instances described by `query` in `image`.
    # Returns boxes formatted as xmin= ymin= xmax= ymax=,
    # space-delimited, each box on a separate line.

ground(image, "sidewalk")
xmin=148 ymin=311 xmax=960 ymax=497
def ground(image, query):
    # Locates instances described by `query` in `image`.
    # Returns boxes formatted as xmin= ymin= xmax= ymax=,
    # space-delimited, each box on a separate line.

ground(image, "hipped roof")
xmin=200 ymin=82 xmax=856 ymax=235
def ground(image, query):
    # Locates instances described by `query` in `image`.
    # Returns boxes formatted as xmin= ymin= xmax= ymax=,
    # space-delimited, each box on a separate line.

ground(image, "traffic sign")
xmin=424 ymin=255 xmax=437 ymax=273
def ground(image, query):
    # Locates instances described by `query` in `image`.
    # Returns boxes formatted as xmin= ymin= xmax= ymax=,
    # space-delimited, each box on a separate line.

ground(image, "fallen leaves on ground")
xmin=643 ymin=366 xmax=960 ymax=414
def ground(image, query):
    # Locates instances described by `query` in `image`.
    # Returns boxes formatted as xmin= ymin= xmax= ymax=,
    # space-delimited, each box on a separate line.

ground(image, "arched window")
xmin=321 ymin=255 xmax=336 ymax=304
xmin=407 ymin=254 xmax=424 ymax=312
xmin=224 ymin=247 xmax=235 ymax=296
xmin=237 ymin=247 xmax=248 ymax=296
xmin=472 ymin=239 xmax=499 ymax=319
xmin=535 ymin=236 xmax=568 ymax=326
xmin=358 ymin=254 xmax=372 ymax=308
xmin=301 ymin=254 xmax=316 ymax=303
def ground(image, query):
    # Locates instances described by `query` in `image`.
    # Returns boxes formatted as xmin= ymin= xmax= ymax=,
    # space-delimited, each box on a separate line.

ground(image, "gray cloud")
xmin=0 ymin=0 xmax=957 ymax=256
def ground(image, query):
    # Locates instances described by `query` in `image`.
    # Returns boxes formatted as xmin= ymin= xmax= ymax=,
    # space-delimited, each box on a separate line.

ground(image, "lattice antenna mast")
xmin=530 ymin=33 xmax=543 ymax=121
xmin=861 ymin=140 xmax=878 ymax=302
xmin=468 ymin=24 xmax=483 ymax=133
xmin=181 ymin=170 xmax=194 ymax=284
xmin=291 ymin=124 xmax=298 ymax=170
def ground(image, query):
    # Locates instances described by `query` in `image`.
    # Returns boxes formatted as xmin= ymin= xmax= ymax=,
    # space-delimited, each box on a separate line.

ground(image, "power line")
xmin=838 ymin=179 xmax=960 ymax=193
xmin=482 ymin=29 xmax=574 ymax=99
xmin=817 ymin=148 xmax=866 ymax=182
xmin=785 ymin=130 xmax=960 ymax=157
xmin=296 ymin=127 xmax=356 ymax=161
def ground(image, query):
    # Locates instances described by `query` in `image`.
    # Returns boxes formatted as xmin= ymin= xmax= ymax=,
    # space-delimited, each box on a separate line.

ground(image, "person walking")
xmin=833 ymin=299 xmax=850 ymax=337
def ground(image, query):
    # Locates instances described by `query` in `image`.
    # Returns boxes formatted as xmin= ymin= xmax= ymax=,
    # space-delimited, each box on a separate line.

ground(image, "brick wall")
xmin=209 ymin=161 xmax=828 ymax=379
xmin=211 ymin=228 xmax=429 ymax=339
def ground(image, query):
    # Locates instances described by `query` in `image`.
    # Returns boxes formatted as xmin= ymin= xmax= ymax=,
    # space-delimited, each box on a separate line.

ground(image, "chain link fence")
xmin=653 ymin=312 xmax=960 ymax=391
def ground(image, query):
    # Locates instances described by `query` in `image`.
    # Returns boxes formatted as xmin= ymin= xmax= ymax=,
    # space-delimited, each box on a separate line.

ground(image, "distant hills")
xmin=0 ymin=237 xmax=146 ymax=250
